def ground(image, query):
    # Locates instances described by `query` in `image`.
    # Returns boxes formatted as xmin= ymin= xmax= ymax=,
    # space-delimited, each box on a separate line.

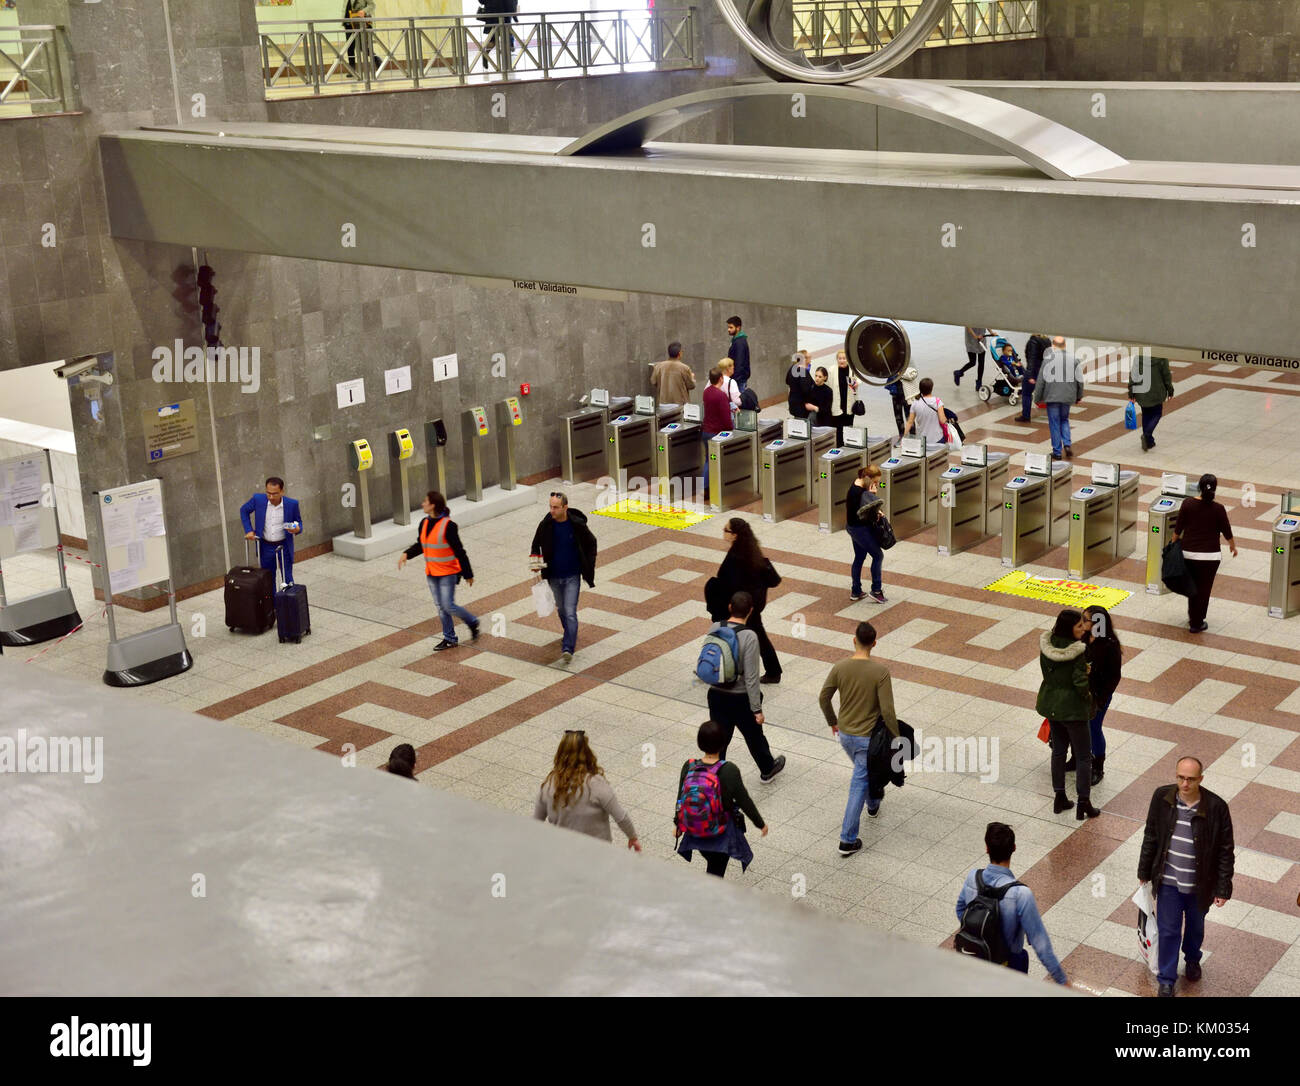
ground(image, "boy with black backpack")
xmin=697 ymin=591 xmax=786 ymax=783
xmin=675 ymin=720 xmax=768 ymax=878
xmin=955 ymin=822 xmax=1069 ymax=986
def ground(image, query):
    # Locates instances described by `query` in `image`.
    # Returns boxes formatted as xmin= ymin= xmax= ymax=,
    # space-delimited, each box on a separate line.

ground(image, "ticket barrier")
xmin=462 ymin=406 xmax=491 ymax=502
xmin=495 ymin=396 xmax=524 ymax=491
xmin=560 ymin=389 xmax=632 ymax=483
xmin=1067 ymin=462 xmax=1140 ymax=579
xmin=1268 ymin=491 xmax=1300 ymax=619
xmin=387 ymin=427 xmax=415 ymax=526
xmin=748 ymin=417 xmax=784 ymax=482
xmin=656 ymin=403 xmax=702 ymax=501
xmin=707 ymin=429 xmax=759 ymax=512
xmin=936 ymin=445 xmax=1010 ymax=556
xmin=1001 ymin=455 xmax=1073 ymax=568
xmin=1144 ymin=473 xmax=1201 ymax=594
xmin=804 ymin=426 xmax=838 ymax=505
xmin=348 ymin=438 xmax=375 ymax=538
xmin=878 ymin=436 xmax=950 ymax=538
xmin=607 ymin=395 xmax=677 ymax=494
xmin=761 ymin=419 xmax=816 ymax=524
xmin=424 ymin=418 xmax=448 ymax=499
xmin=817 ymin=439 xmax=869 ymax=533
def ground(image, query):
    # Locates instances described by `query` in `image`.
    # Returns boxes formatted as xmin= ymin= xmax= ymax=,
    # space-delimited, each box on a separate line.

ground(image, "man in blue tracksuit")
xmin=240 ymin=476 xmax=302 ymax=583
xmin=726 ymin=315 xmax=751 ymax=395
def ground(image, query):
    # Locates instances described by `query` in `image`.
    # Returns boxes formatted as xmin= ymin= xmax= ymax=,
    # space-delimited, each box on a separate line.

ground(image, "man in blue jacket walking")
xmin=240 ymin=476 xmax=302 ymax=584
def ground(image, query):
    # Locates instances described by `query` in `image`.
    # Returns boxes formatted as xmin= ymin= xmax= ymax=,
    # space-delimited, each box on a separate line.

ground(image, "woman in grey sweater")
xmin=534 ymin=731 xmax=641 ymax=850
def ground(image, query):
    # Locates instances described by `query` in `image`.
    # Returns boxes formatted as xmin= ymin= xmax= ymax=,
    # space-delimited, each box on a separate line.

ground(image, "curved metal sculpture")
xmin=716 ymin=0 xmax=949 ymax=83
xmin=560 ymin=81 xmax=1130 ymax=181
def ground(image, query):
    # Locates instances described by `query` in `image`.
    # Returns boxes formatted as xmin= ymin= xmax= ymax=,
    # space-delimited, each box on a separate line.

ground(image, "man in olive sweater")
xmin=1128 ymin=353 xmax=1174 ymax=451
xmin=820 ymin=620 xmax=898 ymax=857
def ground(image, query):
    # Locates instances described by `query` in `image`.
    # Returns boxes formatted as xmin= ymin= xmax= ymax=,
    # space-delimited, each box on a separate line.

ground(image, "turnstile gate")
xmin=817 ymin=428 xmax=889 ymax=533
xmin=1269 ymin=492 xmax=1300 ymax=619
xmin=879 ymin=436 xmax=949 ymax=537
xmin=656 ymin=403 xmax=702 ymax=501
xmin=761 ymin=418 xmax=815 ymax=523
xmin=560 ymin=389 xmax=631 ymax=483
xmin=1001 ymin=454 xmax=1073 ymax=568
xmin=936 ymin=446 xmax=1010 ymax=556
xmin=1067 ymin=462 xmax=1140 ymax=579
xmin=708 ymin=430 xmax=758 ymax=512
xmin=607 ymin=395 xmax=679 ymax=494
xmin=1145 ymin=473 xmax=1201 ymax=593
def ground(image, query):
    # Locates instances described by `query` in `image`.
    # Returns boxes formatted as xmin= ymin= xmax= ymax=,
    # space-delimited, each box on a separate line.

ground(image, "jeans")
xmin=1156 ymin=882 xmax=1206 ymax=986
xmin=1045 ymin=402 xmax=1072 ymax=455
xmin=427 ymin=574 xmax=477 ymax=643
xmin=1141 ymin=401 xmax=1163 ymax=445
xmin=1049 ymin=718 xmax=1091 ymax=802
xmin=548 ymin=574 xmax=581 ymax=654
xmin=958 ymin=350 xmax=985 ymax=386
xmin=1185 ymin=558 xmax=1220 ymax=627
xmin=1018 ymin=378 xmax=1035 ymax=421
xmin=745 ymin=609 xmax=781 ymax=680
xmin=700 ymin=850 xmax=730 ymax=878
xmin=707 ymin=688 xmax=775 ymax=775
xmin=839 ymin=731 xmax=875 ymax=841
xmin=848 ymin=524 xmax=883 ymax=596
xmin=258 ymin=540 xmax=292 ymax=585
xmin=1088 ymin=694 xmax=1111 ymax=759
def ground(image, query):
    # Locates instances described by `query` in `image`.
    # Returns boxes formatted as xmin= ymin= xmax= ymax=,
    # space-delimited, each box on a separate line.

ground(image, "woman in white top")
xmin=717 ymin=358 xmax=742 ymax=412
xmin=903 ymin=377 xmax=949 ymax=447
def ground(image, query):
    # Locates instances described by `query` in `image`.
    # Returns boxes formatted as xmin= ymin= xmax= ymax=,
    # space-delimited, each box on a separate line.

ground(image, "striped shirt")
xmin=1161 ymin=797 xmax=1199 ymax=892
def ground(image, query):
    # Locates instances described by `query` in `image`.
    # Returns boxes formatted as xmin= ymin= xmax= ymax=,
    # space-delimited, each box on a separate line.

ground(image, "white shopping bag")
xmin=532 ymin=581 xmax=555 ymax=619
xmin=1132 ymin=883 xmax=1159 ymax=975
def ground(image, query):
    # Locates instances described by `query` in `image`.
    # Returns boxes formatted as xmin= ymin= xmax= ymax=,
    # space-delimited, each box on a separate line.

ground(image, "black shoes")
xmin=1064 ymin=444 xmax=1074 ymax=457
xmin=433 ymin=639 xmax=457 ymax=652
xmin=760 ymin=673 xmax=781 ymax=685
xmin=469 ymin=621 xmax=481 ymax=642
xmin=1076 ymin=801 xmax=1101 ymax=820
xmin=953 ymin=369 xmax=963 ymax=387
xmin=1158 ymin=982 xmax=1175 ymax=998
xmin=1140 ymin=434 xmax=1150 ymax=452
xmin=1053 ymin=791 xmax=1075 ymax=814
xmin=1185 ymin=960 xmax=1202 ymax=982
xmin=867 ymin=804 xmax=880 ymax=818
xmin=1190 ymin=622 xmax=1208 ymax=633
xmin=838 ymin=838 xmax=863 ymax=857
xmin=1092 ymin=755 xmax=1105 ymax=784
xmin=759 ymin=755 xmax=786 ymax=783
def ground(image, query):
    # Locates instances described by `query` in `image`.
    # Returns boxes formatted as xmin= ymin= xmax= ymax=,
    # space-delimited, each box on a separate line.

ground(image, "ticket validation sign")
xmin=143 ymin=400 xmax=199 ymax=464
xmin=983 ymin=570 xmax=1130 ymax=611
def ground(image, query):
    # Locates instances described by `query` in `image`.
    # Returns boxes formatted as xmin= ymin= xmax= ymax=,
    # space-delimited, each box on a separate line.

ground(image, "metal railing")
xmin=0 ymin=25 xmax=72 ymax=115
xmin=791 ymin=1 xmax=1039 ymax=59
xmin=258 ymin=9 xmax=700 ymax=96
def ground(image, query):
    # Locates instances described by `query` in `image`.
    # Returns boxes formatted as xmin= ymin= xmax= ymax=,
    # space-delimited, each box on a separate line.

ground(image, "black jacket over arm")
xmin=1085 ymin=637 xmax=1122 ymax=703
xmin=707 ymin=550 xmax=781 ymax=621
xmin=1137 ymin=784 xmax=1234 ymax=912
xmin=529 ymin=509 xmax=597 ymax=587
xmin=404 ymin=515 xmax=474 ymax=580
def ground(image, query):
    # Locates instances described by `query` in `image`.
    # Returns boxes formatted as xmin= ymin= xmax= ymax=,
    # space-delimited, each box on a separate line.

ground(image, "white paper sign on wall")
xmin=433 ymin=354 xmax=459 ymax=382
xmin=385 ymin=366 xmax=412 ymax=395
xmin=336 ymin=378 xmax=366 ymax=409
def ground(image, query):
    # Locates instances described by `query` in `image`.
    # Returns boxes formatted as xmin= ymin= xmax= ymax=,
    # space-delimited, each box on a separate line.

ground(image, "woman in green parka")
xmin=1037 ymin=609 xmax=1100 ymax=820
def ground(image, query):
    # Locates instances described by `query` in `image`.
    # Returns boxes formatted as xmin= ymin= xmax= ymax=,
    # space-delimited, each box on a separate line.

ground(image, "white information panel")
xmin=1024 ymin=452 xmax=1049 ymax=475
xmin=433 ymin=354 xmax=459 ymax=382
xmin=336 ymin=378 xmax=366 ymax=409
xmin=0 ymin=453 xmax=57 ymax=558
xmin=384 ymin=366 xmax=412 ymax=395
xmin=99 ymin=480 xmax=170 ymax=594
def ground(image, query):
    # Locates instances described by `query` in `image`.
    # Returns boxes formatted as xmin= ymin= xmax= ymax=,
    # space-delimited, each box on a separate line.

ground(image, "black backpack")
xmin=954 ymin=870 xmax=1024 ymax=964
xmin=739 ymin=387 xmax=760 ymax=411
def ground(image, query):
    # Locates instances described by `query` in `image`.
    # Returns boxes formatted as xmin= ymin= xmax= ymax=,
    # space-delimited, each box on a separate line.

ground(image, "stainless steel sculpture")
xmin=716 ymin=0 xmax=949 ymax=82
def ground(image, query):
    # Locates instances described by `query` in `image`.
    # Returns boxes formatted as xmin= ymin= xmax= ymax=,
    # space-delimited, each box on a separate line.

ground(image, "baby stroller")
xmin=978 ymin=337 xmax=1024 ymax=406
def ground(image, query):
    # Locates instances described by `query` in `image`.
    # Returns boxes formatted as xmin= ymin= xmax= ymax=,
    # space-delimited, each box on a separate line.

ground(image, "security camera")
xmin=54 ymin=356 xmax=102 ymax=380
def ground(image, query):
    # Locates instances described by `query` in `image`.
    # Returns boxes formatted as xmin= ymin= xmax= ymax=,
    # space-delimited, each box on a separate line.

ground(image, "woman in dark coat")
xmin=1036 ymin=609 xmax=1099 ymax=820
xmin=1081 ymin=604 xmax=1122 ymax=784
xmin=1172 ymin=473 xmax=1237 ymax=633
xmin=706 ymin=518 xmax=783 ymax=684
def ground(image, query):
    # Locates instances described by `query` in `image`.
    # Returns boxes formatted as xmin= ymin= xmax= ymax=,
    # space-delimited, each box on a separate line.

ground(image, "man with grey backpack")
xmin=697 ymin=591 xmax=786 ymax=783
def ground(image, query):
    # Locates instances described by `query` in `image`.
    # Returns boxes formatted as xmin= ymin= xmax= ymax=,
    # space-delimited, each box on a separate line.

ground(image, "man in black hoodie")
xmin=529 ymin=491 xmax=597 ymax=664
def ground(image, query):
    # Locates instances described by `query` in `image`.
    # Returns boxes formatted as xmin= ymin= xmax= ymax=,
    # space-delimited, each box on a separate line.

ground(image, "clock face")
xmin=845 ymin=318 xmax=911 ymax=385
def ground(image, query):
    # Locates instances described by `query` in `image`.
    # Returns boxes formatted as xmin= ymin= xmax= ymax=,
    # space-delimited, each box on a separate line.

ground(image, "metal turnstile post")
xmin=387 ymin=428 xmax=415 ymax=526
xmin=708 ymin=430 xmax=758 ymax=513
xmin=348 ymin=438 xmax=375 ymax=538
xmin=1144 ymin=476 xmax=1201 ymax=593
xmin=424 ymin=418 xmax=448 ymax=498
xmin=817 ymin=446 xmax=869 ymax=533
xmin=1268 ymin=493 xmax=1300 ymax=618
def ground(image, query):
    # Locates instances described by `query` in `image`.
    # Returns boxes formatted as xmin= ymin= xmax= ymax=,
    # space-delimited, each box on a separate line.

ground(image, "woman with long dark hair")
xmin=1081 ymin=604 xmax=1122 ymax=784
xmin=1036 ymin=609 xmax=1099 ymax=819
xmin=1172 ymin=473 xmax=1237 ymax=632
xmin=706 ymin=518 xmax=782 ymax=684
xmin=534 ymin=731 xmax=640 ymax=850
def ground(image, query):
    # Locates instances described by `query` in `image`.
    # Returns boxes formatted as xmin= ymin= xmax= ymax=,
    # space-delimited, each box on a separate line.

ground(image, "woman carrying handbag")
xmin=846 ymin=464 xmax=888 ymax=604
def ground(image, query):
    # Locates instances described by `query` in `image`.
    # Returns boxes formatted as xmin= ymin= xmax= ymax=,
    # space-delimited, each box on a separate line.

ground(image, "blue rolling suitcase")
xmin=274 ymin=546 xmax=311 ymax=644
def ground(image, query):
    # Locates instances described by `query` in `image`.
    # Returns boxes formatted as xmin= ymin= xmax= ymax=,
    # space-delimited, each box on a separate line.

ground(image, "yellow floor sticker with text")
xmin=983 ymin=570 xmax=1131 ymax=610
xmin=590 ymin=499 xmax=713 ymax=531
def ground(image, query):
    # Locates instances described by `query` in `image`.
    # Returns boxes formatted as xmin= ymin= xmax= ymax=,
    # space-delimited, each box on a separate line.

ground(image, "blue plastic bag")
xmin=1124 ymin=401 xmax=1138 ymax=430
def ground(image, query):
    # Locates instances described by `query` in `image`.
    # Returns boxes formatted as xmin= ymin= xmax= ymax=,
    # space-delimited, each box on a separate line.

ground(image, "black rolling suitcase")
xmin=225 ymin=540 xmax=275 ymax=634
xmin=274 ymin=546 xmax=311 ymax=644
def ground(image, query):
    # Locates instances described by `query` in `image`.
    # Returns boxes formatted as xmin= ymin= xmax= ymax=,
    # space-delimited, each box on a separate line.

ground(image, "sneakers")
xmin=561 ymin=650 xmax=573 ymax=664
xmin=469 ymin=621 xmax=481 ymax=642
xmin=870 ymin=590 xmax=887 ymax=604
xmin=433 ymin=639 xmax=457 ymax=652
xmin=759 ymin=755 xmax=786 ymax=783
xmin=1185 ymin=960 xmax=1202 ymax=982
xmin=866 ymin=804 xmax=880 ymax=818
xmin=849 ymin=592 xmax=867 ymax=602
xmin=838 ymin=838 xmax=864 ymax=857
xmin=953 ymin=369 xmax=962 ymax=387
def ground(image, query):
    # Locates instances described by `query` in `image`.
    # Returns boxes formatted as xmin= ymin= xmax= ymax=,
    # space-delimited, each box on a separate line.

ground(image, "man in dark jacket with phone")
xmin=1138 ymin=756 xmax=1234 ymax=997
xmin=530 ymin=491 xmax=597 ymax=664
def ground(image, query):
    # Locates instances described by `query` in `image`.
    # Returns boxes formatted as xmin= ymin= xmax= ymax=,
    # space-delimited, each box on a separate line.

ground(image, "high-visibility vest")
xmin=420 ymin=515 xmax=461 ymax=577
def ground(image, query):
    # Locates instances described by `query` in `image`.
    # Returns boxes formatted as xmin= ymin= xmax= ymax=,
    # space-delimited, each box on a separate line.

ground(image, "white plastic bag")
xmin=532 ymin=581 xmax=555 ymax=619
xmin=1132 ymin=883 xmax=1159 ymax=975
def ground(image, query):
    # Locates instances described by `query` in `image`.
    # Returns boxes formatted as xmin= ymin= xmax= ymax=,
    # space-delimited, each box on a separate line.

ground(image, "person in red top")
xmin=399 ymin=490 xmax=479 ymax=651
xmin=701 ymin=367 xmax=733 ymax=502
xmin=1172 ymin=473 xmax=1237 ymax=633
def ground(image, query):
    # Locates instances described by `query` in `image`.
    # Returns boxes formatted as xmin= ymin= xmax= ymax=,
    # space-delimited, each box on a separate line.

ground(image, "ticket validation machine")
xmin=495 ymin=396 xmax=524 ymax=491
xmin=747 ymin=413 xmax=784 ymax=483
xmin=607 ymin=395 xmax=661 ymax=494
xmin=424 ymin=418 xmax=448 ymax=499
xmin=762 ymin=418 xmax=814 ymax=524
xmin=462 ymin=406 xmax=490 ymax=502
xmin=656 ymin=402 xmax=702 ymax=501
xmin=878 ymin=436 xmax=948 ymax=536
xmin=387 ymin=428 xmax=415 ymax=526
xmin=1001 ymin=452 xmax=1073 ymax=568
xmin=1067 ymin=462 xmax=1140 ymax=579
xmin=1145 ymin=473 xmax=1201 ymax=594
xmin=805 ymin=425 xmax=838 ymax=503
xmin=708 ymin=428 xmax=758 ymax=512
xmin=348 ymin=438 xmax=375 ymax=538
xmin=1269 ymin=492 xmax=1300 ymax=619
xmin=817 ymin=427 xmax=870 ymax=534
xmin=561 ymin=388 xmax=632 ymax=483
xmin=936 ymin=445 xmax=1010 ymax=556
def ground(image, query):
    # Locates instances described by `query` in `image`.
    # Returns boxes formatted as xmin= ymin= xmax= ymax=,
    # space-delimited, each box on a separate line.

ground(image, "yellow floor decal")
xmin=984 ymin=570 xmax=1131 ymax=610
xmin=591 ymin=499 xmax=713 ymax=530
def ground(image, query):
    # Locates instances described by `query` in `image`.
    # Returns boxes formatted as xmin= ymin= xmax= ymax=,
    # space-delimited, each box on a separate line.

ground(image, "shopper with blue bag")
xmin=1128 ymin=353 xmax=1175 ymax=451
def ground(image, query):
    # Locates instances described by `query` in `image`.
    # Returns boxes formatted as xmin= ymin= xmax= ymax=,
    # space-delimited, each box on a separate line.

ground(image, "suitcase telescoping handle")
xmin=245 ymin=536 xmax=256 ymax=566
xmin=275 ymin=540 xmax=291 ymax=588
